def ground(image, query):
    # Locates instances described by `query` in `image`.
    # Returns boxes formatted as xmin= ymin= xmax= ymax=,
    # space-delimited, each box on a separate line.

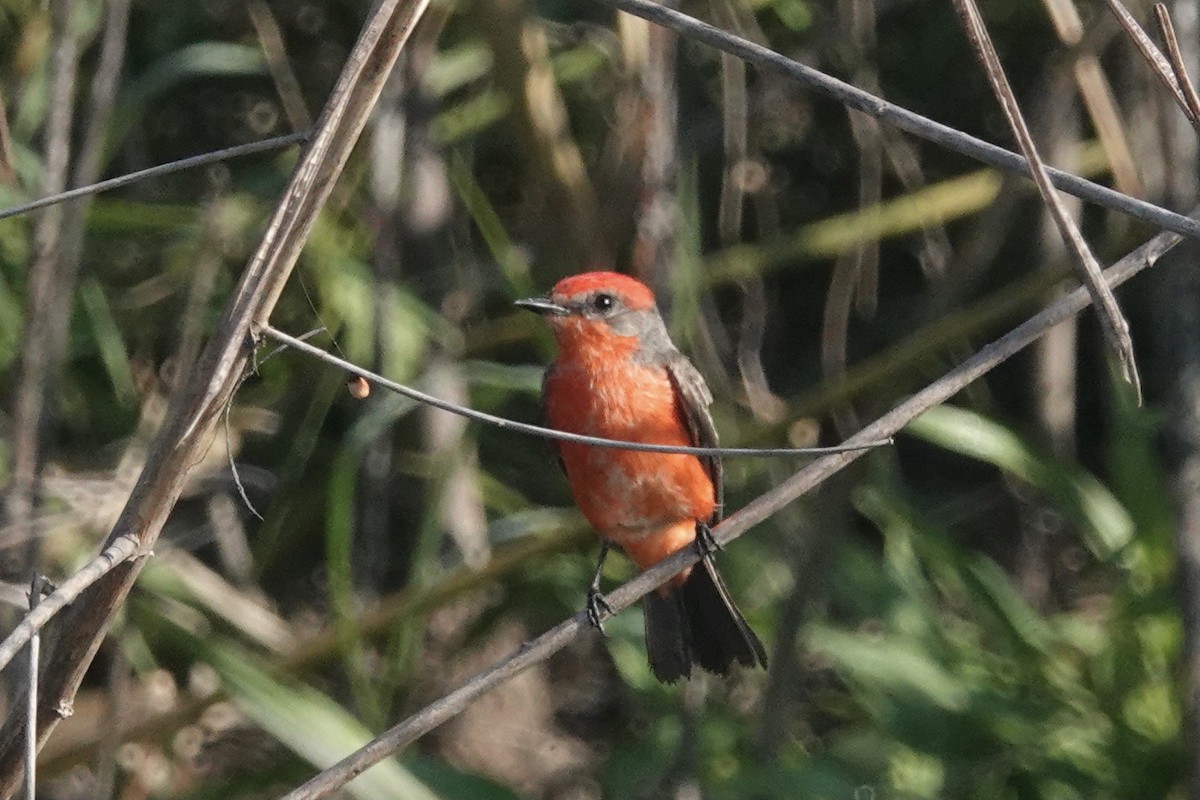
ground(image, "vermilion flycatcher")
xmin=517 ymin=271 xmax=767 ymax=682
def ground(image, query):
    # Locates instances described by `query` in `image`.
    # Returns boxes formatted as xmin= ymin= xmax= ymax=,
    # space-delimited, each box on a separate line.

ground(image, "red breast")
xmin=529 ymin=272 xmax=716 ymax=575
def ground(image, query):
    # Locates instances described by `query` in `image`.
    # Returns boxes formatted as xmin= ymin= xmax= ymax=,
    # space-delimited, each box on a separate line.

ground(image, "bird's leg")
xmin=586 ymin=541 xmax=614 ymax=633
xmin=695 ymin=521 xmax=723 ymax=557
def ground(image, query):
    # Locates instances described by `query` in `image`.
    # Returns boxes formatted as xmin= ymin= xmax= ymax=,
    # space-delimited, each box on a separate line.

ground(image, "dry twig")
xmin=953 ymin=0 xmax=1143 ymax=400
xmin=0 ymin=132 xmax=307 ymax=222
xmin=1106 ymin=0 xmax=1194 ymax=124
xmin=1154 ymin=4 xmax=1200 ymax=130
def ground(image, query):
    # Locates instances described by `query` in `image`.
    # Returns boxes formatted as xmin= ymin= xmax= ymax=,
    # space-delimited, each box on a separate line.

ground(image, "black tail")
xmin=643 ymin=556 xmax=767 ymax=683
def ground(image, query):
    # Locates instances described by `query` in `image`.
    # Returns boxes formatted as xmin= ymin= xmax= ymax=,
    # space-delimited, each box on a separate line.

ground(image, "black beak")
xmin=514 ymin=296 xmax=569 ymax=316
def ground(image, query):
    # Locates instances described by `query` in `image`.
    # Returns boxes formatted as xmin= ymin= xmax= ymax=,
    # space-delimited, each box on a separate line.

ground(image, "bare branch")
xmin=588 ymin=0 xmax=1200 ymax=241
xmin=0 ymin=132 xmax=308 ymax=223
xmin=22 ymin=577 xmax=50 ymax=800
xmin=1155 ymin=4 xmax=1200 ymax=133
xmin=280 ymin=220 xmax=1185 ymax=800
xmin=0 ymin=536 xmax=144 ymax=672
xmin=953 ymin=0 xmax=1142 ymax=400
xmin=1106 ymin=0 xmax=1194 ymax=122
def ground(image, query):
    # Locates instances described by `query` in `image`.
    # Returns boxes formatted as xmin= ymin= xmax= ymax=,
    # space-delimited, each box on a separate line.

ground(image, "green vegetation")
xmin=0 ymin=0 xmax=1192 ymax=797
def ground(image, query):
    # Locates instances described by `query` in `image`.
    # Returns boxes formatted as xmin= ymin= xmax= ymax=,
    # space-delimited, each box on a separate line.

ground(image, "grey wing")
xmin=665 ymin=355 xmax=724 ymax=523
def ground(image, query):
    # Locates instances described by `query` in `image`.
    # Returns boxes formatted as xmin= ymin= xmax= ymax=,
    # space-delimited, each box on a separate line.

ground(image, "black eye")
xmin=591 ymin=293 xmax=616 ymax=313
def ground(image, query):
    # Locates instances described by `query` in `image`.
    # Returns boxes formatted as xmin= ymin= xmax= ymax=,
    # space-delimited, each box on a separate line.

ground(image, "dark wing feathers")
xmin=665 ymin=356 xmax=724 ymax=522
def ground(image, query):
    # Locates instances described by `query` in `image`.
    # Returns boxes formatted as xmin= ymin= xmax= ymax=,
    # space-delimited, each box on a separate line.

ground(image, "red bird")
xmin=517 ymin=271 xmax=766 ymax=682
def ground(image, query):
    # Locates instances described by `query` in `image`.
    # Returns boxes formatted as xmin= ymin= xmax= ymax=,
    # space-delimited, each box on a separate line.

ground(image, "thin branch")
xmin=0 ymin=132 xmax=308 ymax=222
xmin=249 ymin=1 xmax=313 ymax=131
xmin=0 ymin=536 xmax=144 ymax=672
xmin=587 ymin=0 xmax=1200 ymax=242
xmin=1155 ymin=4 xmax=1200 ymax=132
xmin=258 ymin=325 xmax=891 ymax=457
xmin=280 ymin=219 xmax=1185 ymax=800
xmin=23 ymin=578 xmax=46 ymax=800
xmin=1106 ymin=0 xmax=1194 ymax=123
xmin=953 ymin=0 xmax=1142 ymax=401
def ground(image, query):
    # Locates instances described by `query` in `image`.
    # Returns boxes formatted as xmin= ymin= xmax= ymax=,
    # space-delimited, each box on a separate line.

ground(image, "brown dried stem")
xmin=953 ymin=0 xmax=1142 ymax=402
xmin=1106 ymin=0 xmax=1194 ymax=124
xmin=1154 ymin=4 xmax=1200 ymax=132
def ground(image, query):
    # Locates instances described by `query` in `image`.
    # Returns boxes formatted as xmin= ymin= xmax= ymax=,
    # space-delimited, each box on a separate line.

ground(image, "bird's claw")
xmin=695 ymin=521 xmax=723 ymax=557
xmin=585 ymin=589 xmax=613 ymax=635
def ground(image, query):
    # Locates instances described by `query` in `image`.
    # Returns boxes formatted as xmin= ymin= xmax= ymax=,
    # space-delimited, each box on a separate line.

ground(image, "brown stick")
xmin=0 ymin=0 xmax=433 ymax=793
xmin=953 ymin=0 xmax=1142 ymax=401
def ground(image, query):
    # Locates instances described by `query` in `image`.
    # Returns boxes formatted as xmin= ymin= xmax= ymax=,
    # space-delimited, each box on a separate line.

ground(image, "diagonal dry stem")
xmin=1154 ymin=4 xmax=1200 ymax=134
xmin=1106 ymin=0 xmax=1194 ymax=122
xmin=953 ymin=0 xmax=1142 ymax=401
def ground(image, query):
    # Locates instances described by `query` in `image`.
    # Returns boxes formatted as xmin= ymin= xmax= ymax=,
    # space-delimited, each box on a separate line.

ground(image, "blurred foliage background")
xmin=1 ymin=0 xmax=1198 ymax=797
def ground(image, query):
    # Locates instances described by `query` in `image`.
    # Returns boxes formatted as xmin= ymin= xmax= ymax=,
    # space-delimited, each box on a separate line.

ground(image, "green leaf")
xmin=78 ymin=278 xmax=135 ymax=406
xmin=196 ymin=638 xmax=440 ymax=800
xmin=808 ymin=626 xmax=970 ymax=711
xmin=906 ymin=405 xmax=1134 ymax=558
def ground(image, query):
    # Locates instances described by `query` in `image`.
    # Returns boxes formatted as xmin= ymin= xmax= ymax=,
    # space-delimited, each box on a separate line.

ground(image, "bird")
xmin=516 ymin=271 xmax=767 ymax=682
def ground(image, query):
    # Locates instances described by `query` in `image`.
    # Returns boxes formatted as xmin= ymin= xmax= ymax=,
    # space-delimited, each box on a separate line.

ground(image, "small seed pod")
xmin=347 ymin=375 xmax=370 ymax=400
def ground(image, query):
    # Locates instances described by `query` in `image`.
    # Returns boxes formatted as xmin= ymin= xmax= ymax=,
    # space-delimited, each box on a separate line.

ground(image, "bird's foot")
xmin=585 ymin=588 xmax=614 ymax=635
xmin=695 ymin=521 xmax=723 ymax=557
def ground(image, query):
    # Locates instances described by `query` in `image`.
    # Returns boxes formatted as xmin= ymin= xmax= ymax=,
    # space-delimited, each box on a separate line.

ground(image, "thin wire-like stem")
xmin=22 ymin=578 xmax=45 ymax=800
xmin=258 ymin=325 xmax=892 ymax=458
xmin=279 ymin=218 xmax=1185 ymax=800
xmin=952 ymin=0 xmax=1142 ymax=401
xmin=587 ymin=0 xmax=1200 ymax=242
xmin=0 ymin=132 xmax=308 ymax=222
